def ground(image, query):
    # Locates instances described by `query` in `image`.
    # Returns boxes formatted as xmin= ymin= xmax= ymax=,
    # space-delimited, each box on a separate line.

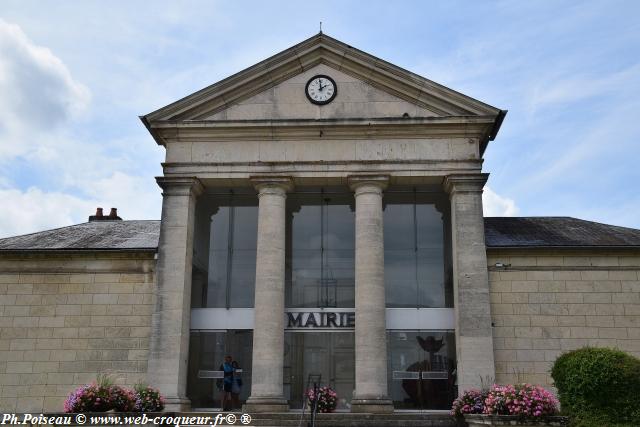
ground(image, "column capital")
xmin=156 ymin=176 xmax=204 ymax=197
xmin=348 ymin=175 xmax=389 ymax=195
xmin=250 ymin=176 xmax=294 ymax=195
xmin=443 ymin=173 xmax=489 ymax=195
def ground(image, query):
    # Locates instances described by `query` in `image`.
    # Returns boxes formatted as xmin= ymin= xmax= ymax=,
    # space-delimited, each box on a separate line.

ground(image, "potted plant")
xmin=132 ymin=384 xmax=165 ymax=412
xmin=63 ymin=375 xmax=165 ymax=413
xmin=453 ymin=383 xmax=567 ymax=426
xmin=306 ymin=386 xmax=338 ymax=413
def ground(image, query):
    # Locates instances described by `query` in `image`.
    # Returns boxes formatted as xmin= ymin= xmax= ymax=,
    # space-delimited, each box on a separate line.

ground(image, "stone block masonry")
xmin=0 ymin=252 xmax=156 ymax=412
xmin=488 ymin=249 xmax=640 ymax=389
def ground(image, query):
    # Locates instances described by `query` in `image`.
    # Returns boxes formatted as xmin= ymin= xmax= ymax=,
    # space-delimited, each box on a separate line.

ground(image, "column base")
xmin=243 ymin=396 xmax=289 ymax=413
xmin=163 ymin=396 xmax=191 ymax=411
xmin=350 ymin=398 xmax=394 ymax=414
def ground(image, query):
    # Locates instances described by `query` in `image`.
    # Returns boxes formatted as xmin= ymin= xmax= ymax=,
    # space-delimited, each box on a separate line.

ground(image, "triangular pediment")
xmin=204 ymin=64 xmax=441 ymax=121
xmin=143 ymin=33 xmax=503 ymax=123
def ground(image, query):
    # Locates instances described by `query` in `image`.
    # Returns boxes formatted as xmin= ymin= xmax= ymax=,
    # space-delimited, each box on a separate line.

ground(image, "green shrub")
xmin=551 ymin=347 xmax=640 ymax=426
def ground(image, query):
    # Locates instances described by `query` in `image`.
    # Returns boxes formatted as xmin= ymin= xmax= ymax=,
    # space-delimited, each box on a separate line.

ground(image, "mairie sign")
xmin=285 ymin=310 xmax=355 ymax=329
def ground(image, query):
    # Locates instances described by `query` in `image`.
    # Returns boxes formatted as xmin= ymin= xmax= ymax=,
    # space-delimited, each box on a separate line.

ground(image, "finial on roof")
xmin=319 ymin=21 xmax=322 ymax=34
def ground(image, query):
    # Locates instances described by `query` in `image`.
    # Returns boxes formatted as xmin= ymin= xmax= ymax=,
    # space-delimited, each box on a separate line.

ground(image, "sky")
xmin=0 ymin=0 xmax=638 ymax=238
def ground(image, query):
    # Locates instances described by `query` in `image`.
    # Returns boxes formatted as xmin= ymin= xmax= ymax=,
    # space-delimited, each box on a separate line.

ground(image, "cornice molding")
xmin=150 ymin=116 xmax=496 ymax=144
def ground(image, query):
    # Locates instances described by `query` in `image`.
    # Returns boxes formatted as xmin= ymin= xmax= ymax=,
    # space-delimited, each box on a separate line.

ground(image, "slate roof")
xmin=0 ymin=217 xmax=639 ymax=252
xmin=0 ymin=220 xmax=160 ymax=252
xmin=484 ymin=217 xmax=640 ymax=249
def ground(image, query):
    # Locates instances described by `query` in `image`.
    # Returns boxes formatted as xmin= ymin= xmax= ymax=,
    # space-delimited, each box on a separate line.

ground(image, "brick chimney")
xmin=108 ymin=208 xmax=121 ymax=220
xmin=89 ymin=207 xmax=122 ymax=221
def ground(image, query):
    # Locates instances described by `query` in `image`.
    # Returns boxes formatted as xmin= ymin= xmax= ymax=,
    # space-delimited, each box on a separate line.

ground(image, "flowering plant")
xmin=483 ymin=383 xmax=559 ymax=418
xmin=63 ymin=376 xmax=165 ymax=413
xmin=111 ymin=385 xmax=136 ymax=412
xmin=450 ymin=389 xmax=487 ymax=417
xmin=63 ymin=383 xmax=112 ymax=412
xmin=133 ymin=384 xmax=165 ymax=412
xmin=306 ymin=386 xmax=337 ymax=413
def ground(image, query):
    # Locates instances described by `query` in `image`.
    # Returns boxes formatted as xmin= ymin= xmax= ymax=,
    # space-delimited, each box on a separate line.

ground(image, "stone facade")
xmin=488 ymin=249 xmax=640 ymax=388
xmin=1 ymin=33 xmax=638 ymax=414
xmin=0 ymin=253 xmax=155 ymax=412
xmin=144 ymin=33 xmax=505 ymax=412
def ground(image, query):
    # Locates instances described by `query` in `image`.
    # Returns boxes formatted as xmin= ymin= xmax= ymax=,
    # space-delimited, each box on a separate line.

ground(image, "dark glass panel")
xmin=383 ymin=203 xmax=414 ymax=250
xmin=187 ymin=330 xmax=253 ymax=409
xmin=193 ymin=192 xmax=258 ymax=309
xmin=284 ymin=332 xmax=354 ymax=410
xmin=384 ymin=190 xmax=451 ymax=308
xmin=387 ymin=331 xmax=457 ymax=410
xmin=384 ymin=249 xmax=418 ymax=308
xmin=286 ymin=190 xmax=355 ymax=308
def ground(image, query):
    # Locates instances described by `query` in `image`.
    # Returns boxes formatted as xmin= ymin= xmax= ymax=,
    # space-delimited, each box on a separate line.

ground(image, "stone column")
xmin=443 ymin=174 xmax=495 ymax=393
xmin=244 ymin=177 xmax=293 ymax=413
xmin=148 ymin=176 xmax=203 ymax=411
xmin=348 ymin=175 xmax=394 ymax=414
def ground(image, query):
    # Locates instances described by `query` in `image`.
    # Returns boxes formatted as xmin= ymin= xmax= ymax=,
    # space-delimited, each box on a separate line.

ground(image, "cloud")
xmin=0 ymin=20 xmax=162 ymax=238
xmin=483 ymin=186 xmax=519 ymax=217
xmin=0 ymin=172 xmax=162 ymax=238
xmin=79 ymin=172 xmax=161 ymax=222
xmin=0 ymin=19 xmax=90 ymax=160
xmin=0 ymin=187 xmax=94 ymax=238
xmin=527 ymin=63 xmax=640 ymax=115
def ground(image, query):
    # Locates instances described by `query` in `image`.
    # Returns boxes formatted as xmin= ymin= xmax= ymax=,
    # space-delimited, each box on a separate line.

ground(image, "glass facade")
xmin=284 ymin=332 xmax=355 ymax=410
xmin=383 ymin=190 xmax=452 ymax=308
xmin=187 ymin=330 xmax=253 ymax=409
xmin=286 ymin=190 xmax=355 ymax=308
xmin=387 ymin=331 xmax=456 ymax=410
xmin=189 ymin=187 xmax=455 ymax=410
xmin=192 ymin=192 xmax=258 ymax=308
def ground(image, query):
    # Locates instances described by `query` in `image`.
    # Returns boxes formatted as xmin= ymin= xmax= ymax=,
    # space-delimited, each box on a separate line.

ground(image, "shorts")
xmin=223 ymin=382 xmax=232 ymax=392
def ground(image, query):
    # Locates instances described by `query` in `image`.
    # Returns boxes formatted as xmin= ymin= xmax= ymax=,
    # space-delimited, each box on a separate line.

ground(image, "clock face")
xmin=305 ymin=75 xmax=337 ymax=105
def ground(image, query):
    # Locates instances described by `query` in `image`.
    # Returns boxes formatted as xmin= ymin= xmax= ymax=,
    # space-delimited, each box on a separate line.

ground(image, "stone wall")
xmin=488 ymin=249 xmax=640 ymax=388
xmin=0 ymin=252 xmax=156 ymax=412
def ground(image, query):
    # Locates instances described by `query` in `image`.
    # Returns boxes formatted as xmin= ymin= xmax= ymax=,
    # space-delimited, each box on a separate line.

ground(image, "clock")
xmin=305 ymin=75 xmax=337 ymax=105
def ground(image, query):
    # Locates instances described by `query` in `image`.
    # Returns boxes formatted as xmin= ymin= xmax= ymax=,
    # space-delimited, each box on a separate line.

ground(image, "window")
xmin=384 ymin=189 xmax=452 ymax=308
xmin=192 ymin=191 xmax=258 ymax=308
xmin=286 ymin=189 xmax=355 ymax=308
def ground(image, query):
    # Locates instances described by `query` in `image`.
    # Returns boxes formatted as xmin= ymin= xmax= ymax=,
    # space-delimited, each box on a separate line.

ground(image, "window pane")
xmin=284 ymin=332 xmax=354 ymax=410
xmin=384 ymin=249 xmax=418 ymax=308
xmin=387 ymin=331 xmax=456 ymax=410
xmin=383 ymin=204 xmax=414 ymax=250
xmin=193 ymin=193 xmax=258 ymax=308
xmin=187 ymin=330 xmax=253 ymax=409
xmin=229 ymin=249 xmax=256 ymax=307
xmin=384 ymin=190 xmax=450 ymax=308
xmin=287 ymin=191 xmax=355 ymax=308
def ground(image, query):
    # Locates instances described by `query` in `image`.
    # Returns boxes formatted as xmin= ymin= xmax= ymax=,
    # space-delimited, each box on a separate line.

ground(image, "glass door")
xmin=187 ymin=330 xmax=253 ymax=409
xmin=387 ymin=331 xmax=456 ymax=410
xmin=284 ymin=332 xmax=355 ymax=410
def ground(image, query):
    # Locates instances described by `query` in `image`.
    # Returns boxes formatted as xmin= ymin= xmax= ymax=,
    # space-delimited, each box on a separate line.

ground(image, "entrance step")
xmin=182 ymin=412 xmax=457 ymax=427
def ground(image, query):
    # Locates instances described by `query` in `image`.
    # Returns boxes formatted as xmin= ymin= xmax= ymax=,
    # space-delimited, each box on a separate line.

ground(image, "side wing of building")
xmin=0 ymin=221 xmax=159 ymax=412
xmin=486 ymin=217 xmax=640 ymax=389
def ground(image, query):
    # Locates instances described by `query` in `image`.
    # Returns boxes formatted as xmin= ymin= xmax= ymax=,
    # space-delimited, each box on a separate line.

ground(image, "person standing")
xmin=219 ymin=355 xmax=235 ymax=411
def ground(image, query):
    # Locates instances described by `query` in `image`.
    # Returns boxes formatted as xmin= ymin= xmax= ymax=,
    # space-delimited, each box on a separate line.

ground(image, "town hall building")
xmin=1 ymin=33 xmax=639 ymax=415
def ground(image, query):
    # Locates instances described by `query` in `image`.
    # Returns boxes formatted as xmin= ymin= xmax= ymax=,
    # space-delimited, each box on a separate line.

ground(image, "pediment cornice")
xmin=143 ymin=33 xmax=504 ymax=122
xmin=150 ymin=116 xmax=497 ymax=143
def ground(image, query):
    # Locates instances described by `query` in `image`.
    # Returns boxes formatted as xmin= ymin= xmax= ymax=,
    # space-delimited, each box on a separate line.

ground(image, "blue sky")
xmin=0 ymin=0 xmax=638 ymax=237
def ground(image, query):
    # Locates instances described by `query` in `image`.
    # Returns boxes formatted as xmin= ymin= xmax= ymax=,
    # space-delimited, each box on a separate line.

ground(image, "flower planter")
xmin=464 ymin=414 xmax=569 ymax=427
